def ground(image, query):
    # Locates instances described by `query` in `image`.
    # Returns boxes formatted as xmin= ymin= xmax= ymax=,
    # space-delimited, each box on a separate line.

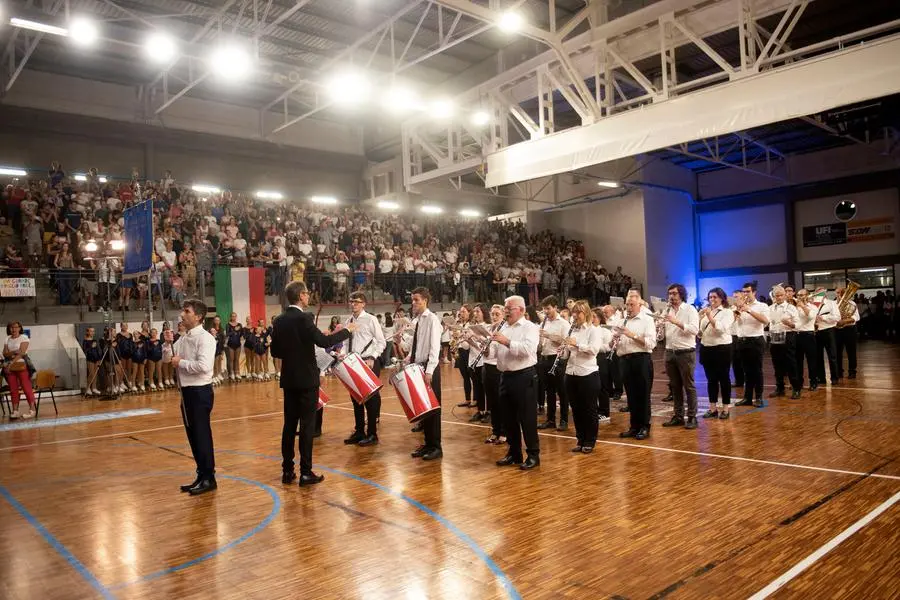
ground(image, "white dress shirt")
xmin=539 ymin=315 xmax=570 ymax=357
xmin=482 ymin=322 xmax=502 ymax=366
xmin=664 ymin=303 xmax=700 ymax=351
xmin=769 ymin=301 xmax=799 ymax=334
xmin=839 ymin=301 xmax=860 ymax=325
xmin=406 ymin=308 xmax=442 ymax=375
xmin=794 ymin=301 xmax=817 ymax=332
xmin=343 ymin=310 xmax=386 ymax=360
xmin=735 ymin=301 xmax=770 ymax=338
xmin=700 ymin=308 xmax=734 ymax=347
xmin=496 ymin=317 xmax=539 ymax=372
xmin=815 ymin=298 xmax=841 ymax=331
xmin=565 ymin=325 xmax=610 ymax=376
xmin=172 ymin=324 xmax=216 ymax=387
xmin=616 ymin=313 xmax=657 ymax=356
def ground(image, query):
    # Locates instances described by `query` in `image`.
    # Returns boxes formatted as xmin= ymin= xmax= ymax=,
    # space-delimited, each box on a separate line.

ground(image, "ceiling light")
xmin=804 ymin=272 xmax=832 ymax=277
xmin=0 ymin=167 xmax=27 ymax=177
xmin=471 ymin=110 xmax=490 ymax=126
xmin=110 ymin=240 xmax=125 ymax=251
xmin=84 ymin=240 xmax=98 ymax=253
xmin=377 ymin=201 xmax=400 ymax=210
xmin=145 ymin=32 xmax=178 ymax=63
xmin=210 ymin=44 xmax=252 ymax=80
xmin=192 ymin=184 xmax=221 ymax=194
xmin=69 ymin=17 xmax=99 ymax=46
xmin=73 ymin=174 xmax=87 ymax=181
xmin=98 ymin=176 xmax=107 ymax=183
xmin=10 ymin=17 xmax=67 ymax=36
xmin=498 ymin=11 xmax=523 ymax=33
xmin=459 ymin=209 xmax=481 ymax=217
xmin=381 ymin=86 xmax=419 ymax=113
xmin=429 ymin=98 xmax=454 ymax=119
xmin=421 ymin=205 xmax=443 ymax=214
xmin=311 ymin=195 xmax=338 ymax=205
xmin=597 ymin=180 xmax=620 ymax=188
xmin=858 ymin=267 xmax=888 ymax=273
xmin=255 ymin=190 xmax=284 ymax=200
xmin=328 ymin=71 xmax=370 ymax=107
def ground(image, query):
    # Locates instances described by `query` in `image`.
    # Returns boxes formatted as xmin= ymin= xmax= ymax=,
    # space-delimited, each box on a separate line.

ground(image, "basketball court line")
xmin=748 ymin=489 xmax=900 ymax=599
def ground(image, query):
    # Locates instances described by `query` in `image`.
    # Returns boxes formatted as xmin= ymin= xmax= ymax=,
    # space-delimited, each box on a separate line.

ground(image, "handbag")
xmin=8 ymin=360 xmax=27 ymax=372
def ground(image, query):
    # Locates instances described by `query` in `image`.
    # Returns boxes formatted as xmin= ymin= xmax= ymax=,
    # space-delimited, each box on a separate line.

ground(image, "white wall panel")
xmin=700 ymin=204 xmax=787 ymax=270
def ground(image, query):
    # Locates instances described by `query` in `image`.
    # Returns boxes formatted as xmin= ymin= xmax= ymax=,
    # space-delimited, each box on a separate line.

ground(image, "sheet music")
xmin=316 ymin=346 xmax=336 ymax=372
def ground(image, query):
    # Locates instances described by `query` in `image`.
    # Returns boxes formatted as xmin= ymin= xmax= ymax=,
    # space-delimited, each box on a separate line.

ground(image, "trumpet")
xmin=549 ymin=323 xmax=577 ymax=376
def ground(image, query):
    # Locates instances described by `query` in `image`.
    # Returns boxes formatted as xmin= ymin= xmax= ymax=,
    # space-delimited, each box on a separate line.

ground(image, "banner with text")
xmin=0 ymin=278 xmax=36 ymax=297
xmin=123 ymin=200 xmax=153 ymax=278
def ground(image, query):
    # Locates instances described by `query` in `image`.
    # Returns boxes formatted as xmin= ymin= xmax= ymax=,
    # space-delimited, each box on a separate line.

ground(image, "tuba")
xmin=836 ymin=280 xmax=860 ymax=326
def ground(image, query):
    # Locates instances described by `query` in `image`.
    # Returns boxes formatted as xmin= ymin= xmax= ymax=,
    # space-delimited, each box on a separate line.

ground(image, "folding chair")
xmin=35 ymin=370 xmax=59 ymax=418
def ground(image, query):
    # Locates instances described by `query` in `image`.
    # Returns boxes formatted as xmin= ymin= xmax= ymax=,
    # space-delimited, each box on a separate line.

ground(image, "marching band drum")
xmin=390 ymin=363 xmax=441 ymax=423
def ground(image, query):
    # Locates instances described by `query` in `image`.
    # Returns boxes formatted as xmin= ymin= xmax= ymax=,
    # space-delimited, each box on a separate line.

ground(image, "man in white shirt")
xmin=342 ymin=292 xmax=387 ymax=447
xmin=167 ymin=299 xmax=218 ymax=496
xmin=834 ymin=286 xmax=859 ymax=380
xmin=616 ymin=295 xmax=657 ymax=440
xmin=814 ymin=290 xmax=841 ymax=386
xmin=602 ymin=305 xmax=624 ymax=400
xmin=768 ymin=285 xmax=802 ymax=399
xmin=537 ymin=295 xmax=571 ymax=431
xmin=661 ymin=284 xmax=701 ymax=430
xmin=493 ymin=295 xmax=541 ymax=470
xmin=406 ymin=286 xmax=443 ymax=461
xmin=734 ymin=282 xmax=770 ymax=407
xmin=793 ymin=288 xmax=819 ymax=390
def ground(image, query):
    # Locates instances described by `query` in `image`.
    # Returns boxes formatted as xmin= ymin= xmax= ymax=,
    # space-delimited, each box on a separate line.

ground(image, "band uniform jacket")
xmin=271 ymin=307 xmax=352 ymax=390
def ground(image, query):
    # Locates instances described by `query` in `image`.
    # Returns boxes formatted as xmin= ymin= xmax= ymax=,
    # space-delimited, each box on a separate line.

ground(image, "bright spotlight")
xmin=0 ymin=167 xmax=27 ymax=177
xmin=192 ymin=184 xmax=221 ymax=194
xmin=471 ymin=110 xmax=490 ymax=126
xmin=110 ymin=240 xmax=125 ymax=251
xmin=73 ymin=174 xmax=87 ymax=182
xmin=421 ymin=205 xmax=443 ymax=214
xmin=596 ymin=180 xmax=620 ymax=188
xmin=430 ymin=99 xmax=454 ymax=119
xmin=255 ymin=190 xmax=284 ymax=200
xmin=145 ymin=32 xmax=178 ymax=63
xmin=459 ymin=209 xmax=481 ymax=218
xmin=69 ymin=17 xmax=99 ymax=46
xmin=98 ymin=176 xmax=107 ymax=183
xmin=84 ymin=240 xmax=98 ymax=253
xmin=210 ymin=44 xmax=252 ymax=80
xmin=377 ymin=201 xmax=400 ymax=210
xmin=328 ymin=71 xmax=371 ymax=107
xmin=311 ymin=195 xmax=338 ymax=205
xmin=498 ymin=11 xmax=523 ymax=33
xmin=381 ymin=86 xmax=420 ymax=114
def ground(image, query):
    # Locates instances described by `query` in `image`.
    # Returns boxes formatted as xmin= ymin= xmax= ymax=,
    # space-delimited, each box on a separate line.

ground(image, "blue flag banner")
xmin=123 ymin=200 xmax=153 ymax=278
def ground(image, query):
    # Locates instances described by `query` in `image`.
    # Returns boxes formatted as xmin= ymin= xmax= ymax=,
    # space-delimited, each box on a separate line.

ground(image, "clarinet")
xmin=607 ymin=317 xmax=630 ymax=360
xmin=469 ymin=321 xmax=506 ymax=369
xmin=548 ymin=323 xmax=577 ymax=376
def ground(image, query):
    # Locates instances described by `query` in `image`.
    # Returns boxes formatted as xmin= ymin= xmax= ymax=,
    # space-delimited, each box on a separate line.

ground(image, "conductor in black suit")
xmin=271 ymin=281 xmax=355 ymax=486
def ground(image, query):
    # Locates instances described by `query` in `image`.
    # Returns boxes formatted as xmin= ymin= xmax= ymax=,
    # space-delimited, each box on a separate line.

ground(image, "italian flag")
xmin=215 ymin=267 xmax=267 ymax=322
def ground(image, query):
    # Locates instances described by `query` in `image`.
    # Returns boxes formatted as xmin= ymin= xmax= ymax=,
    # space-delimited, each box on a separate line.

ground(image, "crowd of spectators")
xmin=0 ymin=163 xmax=639 ymax=311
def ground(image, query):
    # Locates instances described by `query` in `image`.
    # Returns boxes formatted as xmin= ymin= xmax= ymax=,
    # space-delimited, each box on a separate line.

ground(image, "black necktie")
xmin=410 ymin=321 xmax=420 ymax=363
xmin=348 ymin=317 xmax=355 ymax=353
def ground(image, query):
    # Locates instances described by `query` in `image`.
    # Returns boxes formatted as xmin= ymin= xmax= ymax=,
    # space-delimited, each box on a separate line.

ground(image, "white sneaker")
xmin=9 ymin=409 xmax=20 ymax=419
xmin=84 ymin=389 xmax=93 ymax=397
xmin=21 ymin=409 xmax=35 ymax=419
xmin=139 ymin=385 xmax=146 ymax=393
xmin=599 ymin=415 xmax=612 ymax=425
xmin=150 ymin=383 xmax=158 ymax=391
xmin=166 ymin=379 xmax=174 ymax=387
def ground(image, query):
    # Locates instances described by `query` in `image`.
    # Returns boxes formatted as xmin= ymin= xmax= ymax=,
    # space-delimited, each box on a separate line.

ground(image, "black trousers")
xmin=731 ymin=341 xmax=744 ymax=386
xmin=770 ymin=333 xmax=800 ymax=392
xmin=795 ymin=331 xmax=818 ymax=387
xmin=181 ymin=384 xmax=215 ymax=478
xmin=500 ymin=367 xmax=540 ymax=461
xmin=836 ymin=326 xmax=858 ymax=378
xmin=472 ymin=365 xmax=486 ymax=411
xmin=609 ymin=352 xmax=623 ymax=396
xmin=595 ymin=358 xmax=610 ymax=418
xmin=566 ymin=372 xmax=601 ymax=447
xmin=282 ymin=387 xmax=318 ymax=474
xmin=456 ymin=349 xmax=472 ymax=402
xmin=739 ymin=337 xmax=765 ymax=401
xmin=815 ymin=328 xmax=838 ymax=385
xmin=421 ymin=367 xmax=442 ymax=450
xmin=700 ymin=344 xmax=732 ymax=405
xmin=537 ymin=355 xmax=567 ymax=422
xmin=621 ymin=353 xmax=652 ymax=431
xmin=352 ymin=359 xmax=382 ymax=437
xmin=483 ymin=364 xmax=504 ymax=436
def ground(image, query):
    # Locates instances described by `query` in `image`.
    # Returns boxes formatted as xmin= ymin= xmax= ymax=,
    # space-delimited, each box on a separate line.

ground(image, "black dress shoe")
xmin=411 ymin=445 xmax=429 ymax=458
xmin=556 ymin=420 xmax=568 ymax=431
xmin=619 ymin=429 xmax=637 ymax=438
xmin=612 ymin=394 xmax=622 ymax=401
xmin=358 ymin=434 xmax=379 ymax=447
xmin=662 ymin=416 xmax=685 ymax=427
xmin=180 ymin=476 xmax=201 ymax=492
xmin=848 ymin=373 xmax=857 ymax=379
xmin=537 ymin=421 xmax=556 ymax=430
xmin=496 ymin=455 xmax=521 ymax=466
xmin=791 ymin=390 xmax=801 ymax=399
xmin=581 ymin=446 xmax=594 ymax=454
xmin=571 ymin=445 xmax=583 ymax=453
xmin=313 ymin=430 xmax=322 ymax=438
xmin=768 ymin=389 xmax=785 ymax=398
xmin=411 ymin=422 xmax=424 ymax=433
xmin=421 ymin=448 xmax=443 ymax=461
xmin=344 ymin=431 xmax=365 ymax=445
xmin=662 ymin=393 xmax=674 ymax=402
xmin=753 ymin=399 xmax=764 ymax=408
xmin=684 ymin=417 xmax=698 ymax=430
xmin=735 ymin=398 xmax=753 ymax=407
xmin=702 ymin=410 xmax=719 ymax=419
xmin=282 ymin=471 xmax=297 ymax=484
xmin=634 ymin=428 xmax=650 ymax=440
xmin=299 ymin=472 xmax=324 ymax=486
xmin=520 ymin=456 xmax=540 ymax=470
xmin=188 ymin=478 xmax=217 ymax=496
xmin=619 ymin=405 xmax=630 ymax=412
xmin=468 ymin=412 xmax=484 ymax=423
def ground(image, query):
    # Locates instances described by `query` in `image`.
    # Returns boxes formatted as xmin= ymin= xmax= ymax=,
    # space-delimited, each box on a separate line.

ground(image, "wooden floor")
xmin=1 ymin=342 xmax=899 ymax=600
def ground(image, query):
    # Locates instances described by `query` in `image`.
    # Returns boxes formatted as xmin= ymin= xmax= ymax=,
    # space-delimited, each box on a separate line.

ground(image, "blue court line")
xmin=206 ymin=446 xmax=523 ymax=600
xmin=0 ymin=484 xmax=115 ymax=600
xmin=0 ymin=409 xmax=161 ymax=432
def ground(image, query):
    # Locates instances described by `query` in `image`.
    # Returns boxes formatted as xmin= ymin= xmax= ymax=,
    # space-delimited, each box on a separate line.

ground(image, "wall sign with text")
xmin=0 ymin=278 xmax=36 ymax=297
xmin=802 ymin=217 xmax=895 ymax=248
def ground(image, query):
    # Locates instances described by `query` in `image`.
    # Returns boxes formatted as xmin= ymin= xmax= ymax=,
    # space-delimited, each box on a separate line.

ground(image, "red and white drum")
xmin=332 ymin=353 xmax=383 ymax=405
xmin=390 ymin=364 xmax=440 ymax=423
xmin=317 ymin=388 xmax=330 ymax=411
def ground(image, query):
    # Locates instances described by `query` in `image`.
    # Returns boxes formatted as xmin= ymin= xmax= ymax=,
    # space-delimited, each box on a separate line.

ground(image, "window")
xmin=803 ymin=266 xmax=894 ymax=294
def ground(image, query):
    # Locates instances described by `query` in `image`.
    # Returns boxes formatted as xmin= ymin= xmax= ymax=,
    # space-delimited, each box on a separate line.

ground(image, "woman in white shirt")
xmin=562 ymin=300 xmax=607 ymax=453
xmin=4 ymin=321 xmax=36 ymax=419
xmin=698 ymin=288 xmax=735 ymax=419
